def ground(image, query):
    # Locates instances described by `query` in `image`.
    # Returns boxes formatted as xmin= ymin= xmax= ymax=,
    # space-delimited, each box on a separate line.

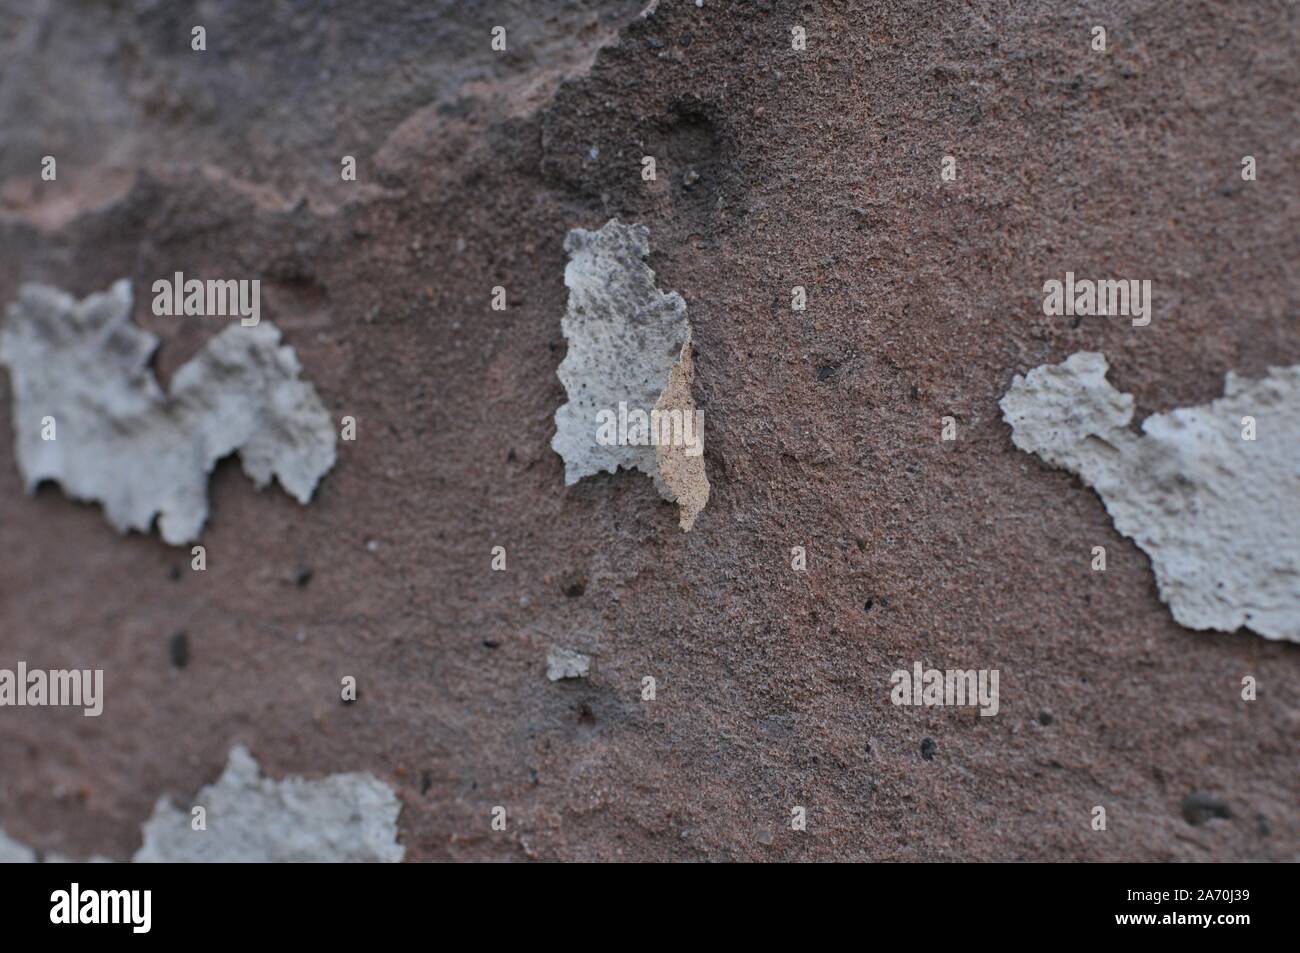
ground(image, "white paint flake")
xmin=0 ymin=280 xmax=336 ymax=545
xmin=0 ymin=829 xmax=35 ymax=863
xmin=134 ymin=745 xmax=404 ymax=862
xmin=552 ymin=219 xmax=709 ymax=530
xmin=546 ymin=645 xmax=591 ymax=680
xmin=1001 ymin=351 xmax=1300 ymax=642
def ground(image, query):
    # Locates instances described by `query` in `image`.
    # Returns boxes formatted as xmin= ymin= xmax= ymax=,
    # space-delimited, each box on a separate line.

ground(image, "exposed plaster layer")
xmin=1001 ymin=351 xmax=1300 ymax=642
xmin=552 ymin=219 xmax=709 ymax=530
xmin=134 ymin=745 xmax=404 ymax=863
xmin=0 ymin=281 xmax=336 ymax=545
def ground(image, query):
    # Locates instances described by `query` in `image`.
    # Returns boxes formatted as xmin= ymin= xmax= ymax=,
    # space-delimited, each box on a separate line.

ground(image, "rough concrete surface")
xmin=0 ymin=1 xmax=1296 ymax=862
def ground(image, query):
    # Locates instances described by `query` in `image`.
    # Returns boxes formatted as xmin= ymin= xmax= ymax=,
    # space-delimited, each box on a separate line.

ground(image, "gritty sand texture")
xmin=0 ymin=1 xmax=1296 ymax=861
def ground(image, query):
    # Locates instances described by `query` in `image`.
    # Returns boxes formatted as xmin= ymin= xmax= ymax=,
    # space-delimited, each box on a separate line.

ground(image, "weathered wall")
xmin=0 ymin=0 xmax=1296 ymax=861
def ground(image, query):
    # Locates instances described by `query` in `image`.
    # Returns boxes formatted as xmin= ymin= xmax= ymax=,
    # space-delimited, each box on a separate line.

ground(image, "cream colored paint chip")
xmin=552 ymin=219 xmax=709 ymax=530
xmin=1001 ymin=351 xmax=1300 ymax=642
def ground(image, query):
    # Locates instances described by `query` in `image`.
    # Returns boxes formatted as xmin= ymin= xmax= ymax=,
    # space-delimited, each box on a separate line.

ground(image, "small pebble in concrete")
xmin=169 ymin=632 xmax=190 ymax=669
xmin=1181 ymin=793 xmax=1230 ymax=826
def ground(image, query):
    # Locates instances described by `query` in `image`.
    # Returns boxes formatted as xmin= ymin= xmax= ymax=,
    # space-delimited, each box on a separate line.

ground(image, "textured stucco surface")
xmin=0 ymin=0 xmax=1296 ymax=862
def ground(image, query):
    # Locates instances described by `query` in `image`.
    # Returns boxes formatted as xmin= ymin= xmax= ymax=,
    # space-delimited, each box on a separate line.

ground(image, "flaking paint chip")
xmin=547 ymin=645 xmax=591 ymax=680
xmin=1 ymin=748 xmax=403 ymax=863
xmin=134 ymin=745 xmax=404 ymax=863
xmin=0 ymin=829 xmax=36 ymax=863
xmin=552 ymin=219 xmax=709 ymax=530
xmin=1001 ymin=351 xmax=1300 ymax=642
xmin=0 ymin=280 xmax=336 ymax=545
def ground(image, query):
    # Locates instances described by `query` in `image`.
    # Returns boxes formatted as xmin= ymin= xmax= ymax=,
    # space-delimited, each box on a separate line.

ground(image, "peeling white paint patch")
xmin=0 ymin=830 xmax=110 ymax=863
xmin=45 ymin=851 xmax=112 ymax=863
xmin=134 ymin=745 xmax=404 ymax=862
xmin=1 ymin=749 xmax=400 ymax=863
xmin=0 ymin=828 xmax=35 ymax=862
xmin=1001 ymin=351 xmax=1300 ymax=642
xmin=552 ymin=219 xmax=709 ymax=530
xmin=546 ymin=645 xmax=591 ymax=680
xmin=0 ymin=281 xmax=336 ymax=545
